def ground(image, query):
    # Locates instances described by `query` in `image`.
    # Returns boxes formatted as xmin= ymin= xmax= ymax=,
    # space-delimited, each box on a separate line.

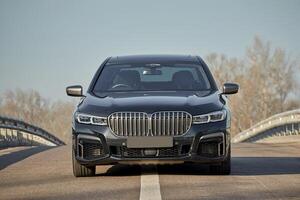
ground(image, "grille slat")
xmin=142 ymin=114 xmax=145 ymax=136
xmin=116 ymin=113 xmax=119 ymax=135
xmin=129 ymin=113 xmax=131 ymax=136
xmin=162 ymin=112 xmax=165 ymax=136
xmin=108 ymin=111 xmax=191 ymax=137
xmin=158 ymin=113 xmax=161 ymax=136
xmin=124 ymin=113 xmax=127 ymax=136
xmin=176 ymin=112 xmax=179 ymax=135
xmin=168 ymin=112 xmax=170 ymax=136
xmin=133 ymin=113 xmax=136 ymax=136
xmin=138 ymin=113 xmax=140 ymax=137
xmin=153 ymin=114 xmax=156 ymax=136
xmin=180 ymin=112 xmax=183 ymax=135
xmin=120 ymin=113 xmax=123 ymax=136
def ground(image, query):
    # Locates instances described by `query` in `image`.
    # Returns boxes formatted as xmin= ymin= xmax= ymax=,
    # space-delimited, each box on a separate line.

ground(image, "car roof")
xmin=108 ymin=54 xmax=200 ymax=64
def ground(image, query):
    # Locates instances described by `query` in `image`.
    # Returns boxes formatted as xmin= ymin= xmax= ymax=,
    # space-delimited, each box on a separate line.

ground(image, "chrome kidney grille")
xmin=151 ymin=112 xmax=192 ymax=136
xmin=108 ymin=112 xmax=149 ymax=137
xmin=108 ymin=111 xmax=192 ymax=137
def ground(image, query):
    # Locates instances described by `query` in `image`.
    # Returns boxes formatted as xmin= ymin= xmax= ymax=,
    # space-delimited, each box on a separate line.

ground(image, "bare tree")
xmin=206 ymin=36 xmax=299 ymax=135
xmin=0 ymin=89 xmax=75 ymax=143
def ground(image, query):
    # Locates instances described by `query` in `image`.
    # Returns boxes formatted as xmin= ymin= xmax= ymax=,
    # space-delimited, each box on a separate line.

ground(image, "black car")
xmin=66 ymin=55 xmax=239 ymax=177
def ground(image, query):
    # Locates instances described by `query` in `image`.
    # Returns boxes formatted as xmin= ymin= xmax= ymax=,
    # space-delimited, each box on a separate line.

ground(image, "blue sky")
xmin=0 ymin=0 xmax=299 ymax=101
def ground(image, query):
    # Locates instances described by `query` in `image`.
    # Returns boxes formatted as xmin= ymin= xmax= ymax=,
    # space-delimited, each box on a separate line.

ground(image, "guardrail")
xmin=232 ymin=109 xmax=300 ymax=143
xmin=0 ymin=115 xmax=65 ymax=147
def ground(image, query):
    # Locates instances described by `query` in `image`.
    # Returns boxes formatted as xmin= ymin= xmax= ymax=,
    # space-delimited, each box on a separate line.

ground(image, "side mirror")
xmin=222 ymin=83 xmax=239 ymax=95
xmin=66 ymin=85 xmax=83 ymax=97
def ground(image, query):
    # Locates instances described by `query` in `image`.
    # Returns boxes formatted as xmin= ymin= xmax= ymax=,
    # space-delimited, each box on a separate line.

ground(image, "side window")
xmin=93 ymin=67 xmax=117 ymax=91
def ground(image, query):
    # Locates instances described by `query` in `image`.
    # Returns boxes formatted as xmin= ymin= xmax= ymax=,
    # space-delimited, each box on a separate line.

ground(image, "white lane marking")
xmin=140 ymin=166 xmax=162 ymax=200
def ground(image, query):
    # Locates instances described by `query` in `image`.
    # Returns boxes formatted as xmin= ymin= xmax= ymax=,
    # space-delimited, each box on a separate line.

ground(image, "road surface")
xmin=0 ymin=143 xmax=300 ymax=200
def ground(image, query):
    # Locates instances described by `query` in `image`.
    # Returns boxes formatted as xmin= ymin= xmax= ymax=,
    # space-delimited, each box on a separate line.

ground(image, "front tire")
xmin=209 ymin=145 xmax=231 ymax=175
xmin=72 ymin=149 xmax=96 ymax=177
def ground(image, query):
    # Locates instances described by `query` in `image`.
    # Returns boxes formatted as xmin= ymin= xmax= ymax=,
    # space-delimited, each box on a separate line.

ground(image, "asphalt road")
xmin=0 ymin=142 xmax=300 ymax=200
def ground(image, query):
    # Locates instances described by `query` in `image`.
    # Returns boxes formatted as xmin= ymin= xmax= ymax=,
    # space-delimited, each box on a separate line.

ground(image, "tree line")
xmin=0 ymin=89 xmax=75 ymax=143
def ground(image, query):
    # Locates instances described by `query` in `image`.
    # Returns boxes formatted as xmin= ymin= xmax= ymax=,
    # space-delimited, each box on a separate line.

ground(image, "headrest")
xmin=172 ymin=71 xmax=194 ymax=82
xmin=116 ymin=70 xmax=141 ymax=87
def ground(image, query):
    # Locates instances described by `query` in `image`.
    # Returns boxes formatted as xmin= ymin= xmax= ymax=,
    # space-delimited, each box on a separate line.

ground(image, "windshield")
xmin=93 ymin=63 xmax=212 ymax=94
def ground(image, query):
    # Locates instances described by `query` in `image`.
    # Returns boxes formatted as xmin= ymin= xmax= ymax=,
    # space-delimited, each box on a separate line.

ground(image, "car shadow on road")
xmin=0 ymin=146 xmax=53 ymax=170
xmin=231 ymin=157 xmax=300 ymax=176
xmin=96 ymin=164 xmax=142 ymax=176
xmin=96 ymin=156 xmax=300 ymax=176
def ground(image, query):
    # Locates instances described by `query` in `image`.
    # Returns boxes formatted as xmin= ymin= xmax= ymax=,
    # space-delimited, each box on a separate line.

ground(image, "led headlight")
xmin=75 ymin=113 xmax=107 ymax=125
xmin=193 ymin=110 xmax=226 ymax=124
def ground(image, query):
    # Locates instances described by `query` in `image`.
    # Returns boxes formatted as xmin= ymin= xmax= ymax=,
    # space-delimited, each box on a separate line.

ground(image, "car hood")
xmin=78 ymin=91 xmax=224 ymax=116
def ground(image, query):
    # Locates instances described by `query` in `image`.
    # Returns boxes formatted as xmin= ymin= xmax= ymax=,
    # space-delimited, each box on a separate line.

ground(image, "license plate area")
xmin=127 ymin=136 xmax=173 ymax=148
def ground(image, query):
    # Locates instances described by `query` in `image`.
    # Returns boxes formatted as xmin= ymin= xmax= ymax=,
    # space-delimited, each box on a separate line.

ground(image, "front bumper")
xmin=72 ymin=124 xmax=230 ymax=166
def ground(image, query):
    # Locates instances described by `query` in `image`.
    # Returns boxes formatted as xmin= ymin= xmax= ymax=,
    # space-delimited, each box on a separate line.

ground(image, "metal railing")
xmin=232 ymin=109 xmax=300 ymax=143
xmin=0 ymin=115 xmax=65 ymax=147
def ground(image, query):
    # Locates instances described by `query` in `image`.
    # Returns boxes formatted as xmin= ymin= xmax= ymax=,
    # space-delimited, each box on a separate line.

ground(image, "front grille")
xmin=120 ymin=147 xmax=143 ymax=157
xmin=78 ymin=139 xmax=105 ymax=160
xmin=158 ymin=147 xmax=179 ymax=157
xmin=108 ymin=112 xmax=149 ymax=137
xmin=112 ymin=145 xmax=189 ymax=158
xmin=108 ymin=111 xmax=192 ymax=137
xmin=151 ymin=112 xmax=192 ymax=136
xmin=198 ymin=141 xmax=220 ymax=157
xmin=197 ymin=134 xmax=225 ymax=157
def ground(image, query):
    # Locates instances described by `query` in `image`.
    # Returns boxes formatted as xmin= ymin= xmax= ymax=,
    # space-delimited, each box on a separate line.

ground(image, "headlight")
xmin=193 ymin=110 xmax=226 ymax=124
xmin=75 ymin=113 xmax=107 ymax=126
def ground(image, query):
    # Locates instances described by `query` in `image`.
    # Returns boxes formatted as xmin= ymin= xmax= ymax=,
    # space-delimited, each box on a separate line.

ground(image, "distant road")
xmin=0 ymin=143 xmax=300 ymax=200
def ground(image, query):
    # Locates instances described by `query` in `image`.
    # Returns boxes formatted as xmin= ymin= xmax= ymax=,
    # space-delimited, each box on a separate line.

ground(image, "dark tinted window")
xmin=93 ymin=63 xmax=212 ymax=93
